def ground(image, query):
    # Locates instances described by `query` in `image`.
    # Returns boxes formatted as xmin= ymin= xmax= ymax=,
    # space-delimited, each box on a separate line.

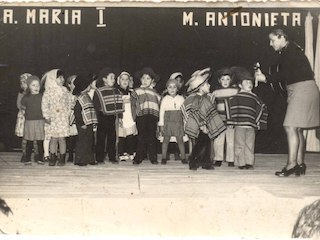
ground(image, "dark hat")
xmin=230 ymin=66 xmax=254 ymax=84
xmin=216 ymin=68 xmax=232 ymax=79
xmin=135 ymin=67 xmax=160 ymax=83
xmin=73 ymin=75 xmax=90 ymax=95
xmin=26 ymin=75 xmax=40 ymax=86
xmin=96 ymin=67 xmax=114 ymax=88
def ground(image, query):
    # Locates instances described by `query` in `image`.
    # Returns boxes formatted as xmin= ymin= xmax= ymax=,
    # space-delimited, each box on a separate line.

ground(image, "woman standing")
xmin=255 ymin=29 xmax=320 ymax=177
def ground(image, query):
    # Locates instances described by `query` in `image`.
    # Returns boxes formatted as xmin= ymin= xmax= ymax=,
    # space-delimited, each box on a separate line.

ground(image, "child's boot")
xmin=49 ymin=153 xmax=57 ymax=166
xmin=67 ymin=152 xmax=74 ymax=163
xmin=57 ymin=154 xmax=66 ymax=166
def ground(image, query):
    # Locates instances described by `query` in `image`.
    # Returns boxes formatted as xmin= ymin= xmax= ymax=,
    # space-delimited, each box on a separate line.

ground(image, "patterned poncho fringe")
xmin=95 ymin=86 xmax=124 ymax=115
xmin=78 ymin=93 xmax=98 ymax=125
xmin=181 ymin=93 xmax=226 ymax=140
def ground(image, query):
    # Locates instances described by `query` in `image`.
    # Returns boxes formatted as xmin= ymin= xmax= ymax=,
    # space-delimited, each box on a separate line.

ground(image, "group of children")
xmin=15 ymin=66 xmax=268 ymax=170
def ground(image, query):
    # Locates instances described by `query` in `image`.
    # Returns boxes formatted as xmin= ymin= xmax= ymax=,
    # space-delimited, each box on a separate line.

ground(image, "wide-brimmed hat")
xmin=230 ymin=66 xmax=254 ymax=85
xmin=185 ymin=67 xmax=211 ymax=93
xmin=135 ymin=67 xmax=160 ymax=83
xmin=117 ymin=71 xmax=133 ymax=85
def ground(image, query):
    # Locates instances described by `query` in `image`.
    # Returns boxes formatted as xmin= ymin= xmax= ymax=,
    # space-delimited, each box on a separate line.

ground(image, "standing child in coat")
xmin=15 ymin=73 xmax=38 ymax=162
xmin=211 ymin=68 xmax=239 ymax=167
xmin=72 ymin=76 xmax=98 ymax=166
xmin=117 ymin=72 xmax=137 ymax=161
xmin=21 ymin=75 xmax=45 ymax=165
xmin=93 ymin=67 xmax=124 ymax=164
xmin=65 ymin=75 xmax=78 ymax=163
xmin=225 ymin=67 xmax=268 ymax=169
xmin=182 ymin=68 xmax=226 ymax=170
xmin=42 ymin=69 xmax=72 ymax=166
xmin=131 ymin=67 xmax=161 ymax=165
xmin=159 ymin=78 xmax=186 ymax=164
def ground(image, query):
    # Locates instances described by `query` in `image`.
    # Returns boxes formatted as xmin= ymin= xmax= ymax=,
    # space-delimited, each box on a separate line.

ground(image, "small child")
xmin=20 ymin=75 xmax=45 ymax=165
xmin=42 ymin=69 xmax=72 ymax=166
xmin=159 ymin=78 xmax=186 ymax=164
xmin=15 ymin=73 xmax=38 ymax=162
xmin=211 ymin=68 xmax=239 ymax=167
xmin=182 ymin=68 xmax=226 ymax=170
xmin=117 ymin=72 xmax=137 ymax=161
xmin=65 ymin=75 xmax=78 ymax=163
xmin=72 ymin=76 xmax=98 ymax=166
xmin=225 ymin=67 xmax=268 ymax=169
xmin=131 ymin=67 xmax=161 ymax=165
xmin=93 ymin=67 xmax=124 ymax=163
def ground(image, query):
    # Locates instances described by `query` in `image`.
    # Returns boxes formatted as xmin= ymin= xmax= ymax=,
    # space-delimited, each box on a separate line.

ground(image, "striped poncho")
xmin=181 ymin=93 xmax=226 ymax=140
xmin=78 ymin=93 xmax=98 ymax=125
xmin=225 ymin=91 xmax=268 ymax=130
xmin=130 ymin=87 xmax=160 ymax=120
xmin=93 ymin=86 xmax=124 ymax=116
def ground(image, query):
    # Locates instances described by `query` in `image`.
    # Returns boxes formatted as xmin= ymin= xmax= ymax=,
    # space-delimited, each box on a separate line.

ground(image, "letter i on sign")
xmin=96 ymin=7 xmax=106 ymax=27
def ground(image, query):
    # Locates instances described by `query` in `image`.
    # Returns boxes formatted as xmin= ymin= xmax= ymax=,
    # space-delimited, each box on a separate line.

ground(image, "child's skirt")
xmin=163 ymin=110 xmax=184 ymax=137
xmin=15 ymin=110 xmax=25 ymax=137
xmin=24 ymin=119 xmax=45 ymax=141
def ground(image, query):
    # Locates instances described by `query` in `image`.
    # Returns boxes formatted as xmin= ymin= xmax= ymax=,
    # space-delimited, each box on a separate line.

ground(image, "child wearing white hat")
xmin=181 ymin=68 xmax=226 ymax=170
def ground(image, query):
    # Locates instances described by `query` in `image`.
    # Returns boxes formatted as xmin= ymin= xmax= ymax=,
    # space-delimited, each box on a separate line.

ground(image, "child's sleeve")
xmin=17 ymin=93 xmax=24 ymax=110
xmin=130 ymin=90 xmax=137 ymax=121
xmin=74 ymin=101 xmax=85 ymax=126
xmin=92 ymin=90 xmax=101 ymax=112
xmin=158 ymin=96 xmax=167 ymax=126
xmin=41 ymin=92 xmax=51 ymax=120
xmin=20 ymin=95 xmax=27 ymax=110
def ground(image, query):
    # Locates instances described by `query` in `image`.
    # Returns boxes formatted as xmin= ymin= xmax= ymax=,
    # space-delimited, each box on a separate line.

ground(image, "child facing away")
xmin=159 ymin=78 xmax=187 ymax=164
xmin=15 ymin=73 xmax=38 ymax=162
xmin=42 ymin=69 xmax=72 ymax=166
xmin=182 ymin=68 xmax=226 ymax=170
xmin=117 ymin=72 xmax=137 ymax=161
xmin=65 ymin=75 xmax=78 ymax=163
xmin=131 ymin=67 xmax=161 ymax=165
xmin=20 ymin=75 xmax=45 ymax=165
xmin=211 ymin=68 xmax=239 ymax=167
xmin=72 ymin=76 xmax=98 ymax=166
xmin=225 ymin=67 xmax=268 ymax=169
xmin=93 ymin=67 xmax=124 ymax=164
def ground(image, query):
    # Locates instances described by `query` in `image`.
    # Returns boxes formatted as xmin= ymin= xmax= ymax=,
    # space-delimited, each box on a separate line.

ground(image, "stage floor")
xmin=0 ymin=152 xmax=320 ymax=238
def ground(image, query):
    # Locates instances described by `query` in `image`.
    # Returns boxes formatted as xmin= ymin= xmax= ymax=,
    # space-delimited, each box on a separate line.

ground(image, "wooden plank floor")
xmin=0 ymin=152 xmax=320 ymax=199
xmin=1 ymin=152 xmax=320 ymax=237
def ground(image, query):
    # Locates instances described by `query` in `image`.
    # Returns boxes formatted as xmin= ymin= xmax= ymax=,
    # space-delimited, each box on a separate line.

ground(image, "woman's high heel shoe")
xmin=299 ymin=163 xmax=306 ymax=175
xmin=275 ymin=165 xmax=300 ymax=177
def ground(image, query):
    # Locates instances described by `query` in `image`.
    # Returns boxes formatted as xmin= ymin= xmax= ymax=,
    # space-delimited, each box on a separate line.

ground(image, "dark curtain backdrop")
xmin=0 ymin=7 xmax=319 ymax=151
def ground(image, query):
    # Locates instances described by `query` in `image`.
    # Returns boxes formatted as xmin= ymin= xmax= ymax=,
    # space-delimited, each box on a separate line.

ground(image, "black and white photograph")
xmin=0 ymin=1 xmax=320 ymax=238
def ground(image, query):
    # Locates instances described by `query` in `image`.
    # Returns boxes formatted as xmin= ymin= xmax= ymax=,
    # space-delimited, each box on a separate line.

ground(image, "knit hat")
xmin=73 ymin=75 xmax=90 ymax=96
xmin=185 ymin=67 xmax=211 ymax=93
xmin=20 ymin=73 xmax=32 ymax=83
xmin=169 ymin=72 xmax=183 ymax=80
xmin=117 ymin=71 xmax=133 ymax=85
xmin=96 ymin=67 xmax=114 ymax=88
xmin=230 ymin=66 xmax=254 ymax=85
xmin=135 ymin=67 xmax=160 ymax=83
xmin=26 ymin=75 xmax=40 ymax=86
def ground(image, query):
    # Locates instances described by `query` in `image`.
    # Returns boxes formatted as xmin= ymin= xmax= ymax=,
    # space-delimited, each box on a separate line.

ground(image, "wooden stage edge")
xmin=0 ymin=152 xmax=320 ymax=237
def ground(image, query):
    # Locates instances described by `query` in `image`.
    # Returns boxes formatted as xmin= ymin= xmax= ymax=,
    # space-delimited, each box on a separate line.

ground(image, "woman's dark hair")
xmin=270 ymin=29 xmax=289 ymax=41
xmin=56 ymin=70 xmax=64 ymax=78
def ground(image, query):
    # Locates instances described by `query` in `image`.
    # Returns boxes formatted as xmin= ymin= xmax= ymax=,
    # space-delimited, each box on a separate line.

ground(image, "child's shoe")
xmin=129 ymin=155 xmax=134 ymax=161
xmin=67 ymin=153 xmax=74 ymax=162
xmin=57 ymin=154 xmax=66 ymax=166
xmin=245 ymin=164 xmax=254 ymax=169
xmin=133 ymin=157 xmax=141 ymax=165
xmin=24 ymin=160 xmax=32 ymax=165
xmin=228 ymin=162 xmax=235 ymax=167
xmin=119 ymin=155 xmax=127 ymax=162
xmin=49 ymin=154 xmax=57 ymax=166
xmin=238 ymin=165 xmax=246 ymax=169
xmin=181 ymin=159 xmax=188 ymax=164
xmin=214 ymin=161 xmax=222 ymax=167
xmin=161 ymin=159 xmax=167 ymax=165
xmin=20 ymin=154 xmax=26 ymax=163
xmin=43 ymin=156 xmax=50 ymax=162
